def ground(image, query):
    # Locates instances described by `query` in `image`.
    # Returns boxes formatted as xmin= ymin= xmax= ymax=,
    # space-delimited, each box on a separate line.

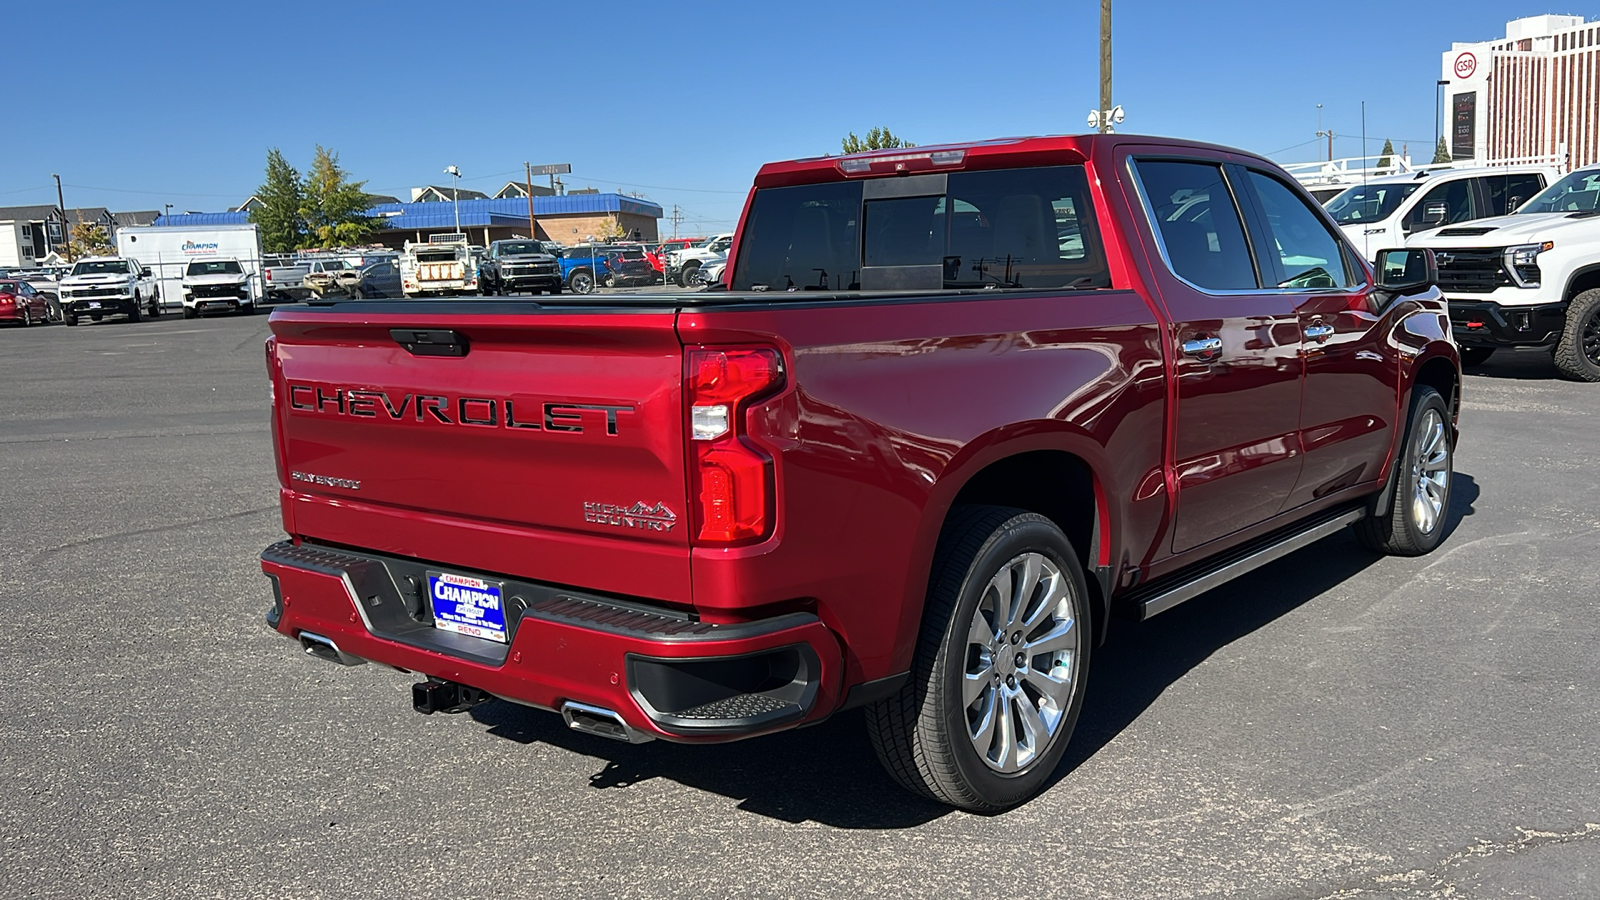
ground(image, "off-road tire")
xmin=148 ymin=296 xmax=160 ymax=318
xmin=182 ymin=306 xmax=198 ymax=320
xmin=678 ymin=263 xmax=701 ymax=287
xmin=65 ymin=314 xmax=78 ymax=326
xmin=127 ymin=302 xmax=141 ymax=323
xmin=1551 ymin=288 xmax=1600 ymax=382
xmin=1459 ymin=346 xmax=1494 ymax=367
xmin=1355 ymin=386 xmax=1453 ymax=556
xmin=866 ymin=505 xmax=1091 ymax=812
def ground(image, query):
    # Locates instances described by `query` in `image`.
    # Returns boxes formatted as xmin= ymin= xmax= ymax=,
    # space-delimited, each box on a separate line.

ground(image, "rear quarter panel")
xmin=680 ymin=291 xmax=1168 ymax=686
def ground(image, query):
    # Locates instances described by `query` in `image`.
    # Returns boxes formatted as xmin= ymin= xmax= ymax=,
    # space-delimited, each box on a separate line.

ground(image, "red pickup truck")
xmin=260 ymin=135 xmax=1460 ymax=811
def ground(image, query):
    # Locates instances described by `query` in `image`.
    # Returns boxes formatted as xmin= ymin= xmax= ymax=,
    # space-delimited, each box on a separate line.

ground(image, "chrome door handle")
xmin=1305 ymin=323 xmax=1335 ymax=342
xmin=1181 ymin=336 xmax=1223 ymax=358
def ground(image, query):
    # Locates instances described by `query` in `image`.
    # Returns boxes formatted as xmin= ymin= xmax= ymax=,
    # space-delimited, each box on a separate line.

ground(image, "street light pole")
xmin=444 ymin=165 xmax=461 ymax=236
xmin=1098 ymin=0 xmax=1112 ymax=135
xmin=53 ymin=173 xmax=71 ymax=262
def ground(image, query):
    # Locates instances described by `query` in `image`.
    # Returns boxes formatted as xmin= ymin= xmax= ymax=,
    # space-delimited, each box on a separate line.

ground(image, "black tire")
xmin=678 ymin=264 xmax=700 ymax=287
xmin=1355 ymin=386 xmax=1453 ymax=556
xmin=65 ymin=314 xmax=78 ymax=326
xmin=866 ymin=505 xmax=1091 ymax=812
xmin=1551 ymin=288 xmax=1600 ymax=382
xmin=569 ymin=271 xmax=594 ymax=294
xmin=550 ymin=283 xmax=562 ymax=295
xmin=1459 ymin=346 xmax=1494 ymax=367
xmin=148 ymin=296 xmax=160 ymax=318
xmin=21 ymin=307 xmax=33 ymax=326
xmin=604 ymin=274 xmax=617 ymax=288
xmin=182 ymin=306 xmax=198 ymax=320
xmin=126 ymin=302 xmax=141 ymax=323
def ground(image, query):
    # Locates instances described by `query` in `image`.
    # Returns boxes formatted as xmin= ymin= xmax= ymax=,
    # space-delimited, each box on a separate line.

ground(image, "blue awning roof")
xmin=154 ymin=193 xmax=663 ymax=230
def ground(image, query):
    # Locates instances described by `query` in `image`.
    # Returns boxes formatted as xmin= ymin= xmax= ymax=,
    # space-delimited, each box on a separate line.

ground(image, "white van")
xmin=1323 ymin=165 xmax=1558 ymax=261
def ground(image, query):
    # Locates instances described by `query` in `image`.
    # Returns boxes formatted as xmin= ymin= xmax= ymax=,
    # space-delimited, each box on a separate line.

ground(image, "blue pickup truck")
xmin=555 ymin=247 xmax=611 ymax=294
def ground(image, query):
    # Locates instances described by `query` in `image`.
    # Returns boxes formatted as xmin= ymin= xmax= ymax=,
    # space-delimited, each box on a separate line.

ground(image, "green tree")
xmin=64 ymin=219 xmax=114 ymax=259
xmin=1377 ymin=138 xmax=1395 ymax=170
xmin=248 ymin=148 xmax=307 ymax=254
xmin=1432 ymin=136 xmax=1452 ymax=164
xmin=299 ymin=145 xmax=376 ymax=248
xmin=841 ymin=127 xmax=915 ymax=154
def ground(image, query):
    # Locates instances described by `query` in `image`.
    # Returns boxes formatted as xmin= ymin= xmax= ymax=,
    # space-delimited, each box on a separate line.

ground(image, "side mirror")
xmin=1506 ymin=195 xmax=1525 ymax=214
xmin=1421 ymin=200 xmax=1449 ymax=227
xmin=1374 ymin=248 xmax=1437 ymax=297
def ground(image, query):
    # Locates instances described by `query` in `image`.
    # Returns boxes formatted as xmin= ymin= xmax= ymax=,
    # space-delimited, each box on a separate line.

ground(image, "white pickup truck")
xmin=1408 ymin=164 xmax=1600 ymax=381
xmin=181 ymin=258 xmax=255 ymax=318
xmin=58 ymin=257 xmax=160 ymax=325
xmin=401 ymin=236 xmax=478 ymax=297
xmin=667 ymin=233 xmax=733 ymax=287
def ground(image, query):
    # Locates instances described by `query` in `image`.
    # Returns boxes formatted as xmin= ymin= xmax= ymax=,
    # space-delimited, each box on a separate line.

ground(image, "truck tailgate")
xmin=267 ymin=306 xmax=692 ymax=604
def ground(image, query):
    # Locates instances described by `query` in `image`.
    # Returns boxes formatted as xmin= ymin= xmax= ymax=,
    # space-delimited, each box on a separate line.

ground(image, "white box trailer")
xmin=115 ymin=224 xmax=265 ymax=310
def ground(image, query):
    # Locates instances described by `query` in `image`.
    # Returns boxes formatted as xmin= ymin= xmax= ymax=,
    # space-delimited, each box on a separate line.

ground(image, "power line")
xmin=0 ymin=184 xmax=54 ymax=197
xmin=1265 ymin=137 xmax=1322 ymax=156
xmin=63 ymin=183 xmax=242 ymax=198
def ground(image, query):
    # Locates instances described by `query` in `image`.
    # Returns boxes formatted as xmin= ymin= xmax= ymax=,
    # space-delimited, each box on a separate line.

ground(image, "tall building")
xmin=1442 ymin=15 xmax=1600 ymax=170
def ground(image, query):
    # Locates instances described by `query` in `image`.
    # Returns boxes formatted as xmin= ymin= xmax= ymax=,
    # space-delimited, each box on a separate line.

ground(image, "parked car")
xmin=479 ymin=240 xmax=563 ymax=295
xmin=58 ymin=256 xmax=160 ymax=325
xmin=1323 ymin=164 xmax=1557 ymax=262
xmin=556 ymin=246 xmax=611 ymax=294
xmin=6 ymin=268 xmax=64 ymax=321
xmin=1407 ymin=163 xmax=1600 ymax=380
xmin=597 ymin=246 xmax=656 ymax=287
xmin=180 ymin=258 xmax=255 ymax=318
xmin=355 ymin=260 xmax=403 ymax=299
xmin=692 ymin=252 xmax=729 ymax=287
xmin=668 ymin=233 xmax=733 ymax=286
xmin=0 ymin=278 xmax=51 ymax=326
xmin=262 ymin=256 xmax=312 ymax=302
xmin=258 ymin=133 xmax=1459 ymax=812
xmin=302 ymin=259 xmax=362 ymax=298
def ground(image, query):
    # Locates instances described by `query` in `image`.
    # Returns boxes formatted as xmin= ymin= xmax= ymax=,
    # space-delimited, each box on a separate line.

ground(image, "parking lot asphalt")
xmin=1 ymin=310 xmax=1596 ymax=900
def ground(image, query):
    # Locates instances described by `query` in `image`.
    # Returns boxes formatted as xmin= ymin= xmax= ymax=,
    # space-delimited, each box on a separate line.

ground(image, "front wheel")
xmin=866 ymin=506 xmax=1090 ymax=811
xmin=1552 ymin=288 xmax=1600 ymax=382
xmin=126 ymin=302 xmax=141 ymax=323
xmin=569 ymin=271 xmax=594 ymax=294
xmin=182 ymin=306 xmax=198 ymax=320
xmin=1459 ymin=346 xmax=1494 ymax=367
xmin=678 ymin=264 xmax=700 ymax=287
xmin=1355 ymin=386 xmax=1453 ymax=556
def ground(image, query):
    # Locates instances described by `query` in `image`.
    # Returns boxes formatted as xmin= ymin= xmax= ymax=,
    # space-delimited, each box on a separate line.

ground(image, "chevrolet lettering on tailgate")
xmin=286 ymin=383 xmax=633 ymax=435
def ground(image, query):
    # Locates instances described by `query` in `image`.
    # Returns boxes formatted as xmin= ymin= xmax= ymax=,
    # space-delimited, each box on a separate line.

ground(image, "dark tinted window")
xmin=1483 ymin=173 xmax=1546 ymax=215
xmin=497 ymin=241 xmax=545 ymax=255
xmin=733 ymin=180 xmax=862 ymax=291
xmin=1406 ymin=179 xmax=1475 ymax=232
xmin=1135 ymin=160 xmax=1259 ymax=291
xmin=732 ymin=165 xmax=1109 ymax=292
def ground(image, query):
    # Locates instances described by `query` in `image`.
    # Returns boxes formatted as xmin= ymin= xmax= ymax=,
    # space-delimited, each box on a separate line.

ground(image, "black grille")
xmin=1435 ymin=249 xmax=1511 ymax=293
xmin=193 ymin=283 xmax=245 ymax=298
xmin=70 ymin=286 xmax=123 ymax=298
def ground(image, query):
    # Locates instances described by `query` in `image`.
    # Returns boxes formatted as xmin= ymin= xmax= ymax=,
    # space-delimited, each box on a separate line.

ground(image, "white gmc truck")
xmin=1408 ymin=164 xmax=1600 ymax=381
xmin=58 ymin=257 xmax=160 ymax=325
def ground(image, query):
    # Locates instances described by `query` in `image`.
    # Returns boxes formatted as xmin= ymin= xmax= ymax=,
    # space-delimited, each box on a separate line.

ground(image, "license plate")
xmin=88 ymin=302 xmax=101 ymax=308
xmin=426 ymin=571 xmax=508 ymax=643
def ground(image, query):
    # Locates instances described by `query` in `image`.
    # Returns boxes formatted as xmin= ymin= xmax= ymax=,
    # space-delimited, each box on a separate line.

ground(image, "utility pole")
xmin=524 ymin=162 xmax=536 ymax=238
xmin=1315 ymin=103 xmax=1334 ymax=163
xmin=1098 ymin=0 xmax=1112 ymax=134
xmin=52 ymin=173 xmax=72 ymax=262
xmin=671 ymin=205 xmax=684 ymax=240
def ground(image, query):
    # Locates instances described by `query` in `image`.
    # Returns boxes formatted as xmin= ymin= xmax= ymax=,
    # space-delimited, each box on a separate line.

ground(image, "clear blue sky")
xmin=6 ymin=0 xmax=1593 ymax=233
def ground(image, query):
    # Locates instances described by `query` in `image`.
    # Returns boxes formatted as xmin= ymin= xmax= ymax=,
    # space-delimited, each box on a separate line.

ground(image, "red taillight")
xmin=686 ymin=347 xmax=784 ymax=544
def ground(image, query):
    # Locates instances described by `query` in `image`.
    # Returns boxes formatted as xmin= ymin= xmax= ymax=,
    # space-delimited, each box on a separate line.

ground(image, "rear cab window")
xmin=731 ymin=165 xmax=1110 ymax=293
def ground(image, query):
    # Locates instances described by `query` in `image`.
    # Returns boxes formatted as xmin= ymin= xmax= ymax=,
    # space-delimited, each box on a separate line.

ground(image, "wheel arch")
xmin=1562 ymin=263 xmax=1600 ymax=303
xmin=896 ymin=428 xmax=1118 ymax=673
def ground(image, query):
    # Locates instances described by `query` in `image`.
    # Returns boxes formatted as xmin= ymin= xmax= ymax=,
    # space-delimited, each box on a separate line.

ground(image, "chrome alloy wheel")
xmin=963 ymin=552 xmax=1081 ymax=774
xmin=1410 ymin=408 xmax=1450 ymax=535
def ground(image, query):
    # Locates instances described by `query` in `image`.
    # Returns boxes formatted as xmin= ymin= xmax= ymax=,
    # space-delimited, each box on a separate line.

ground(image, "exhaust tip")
xmin=298 ymin=631 xmax=366 ymax=666
xmin=561 ymin=701 xmax=652 ymax=744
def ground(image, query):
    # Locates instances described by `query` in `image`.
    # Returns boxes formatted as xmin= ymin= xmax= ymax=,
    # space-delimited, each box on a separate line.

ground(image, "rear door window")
xmin=1482 ymin=173 xmax=1547 ymax=216
xmin=1405 ymin=179 xmax=1476 ymax=232
xmin=1132 ymin=160 xmax=1260 ymax=291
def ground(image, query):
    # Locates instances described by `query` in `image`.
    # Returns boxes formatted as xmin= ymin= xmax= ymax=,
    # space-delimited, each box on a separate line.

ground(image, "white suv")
xmin=1407 ymin=164 xmax=1600 ymax=381
xmin=1324 ymin=165 xmax=1558 ymax=262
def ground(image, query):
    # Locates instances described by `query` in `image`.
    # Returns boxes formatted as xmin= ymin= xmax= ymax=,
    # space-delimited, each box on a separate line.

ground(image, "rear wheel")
xmin=65 ymin=314 xmax=79 ymax=326
xmin=127 ymin=302 xmax=141 ymax=323
xmin=1459 ymin=346 xmax=1494 ymax=367
xmin=1551 ymin=289 xmax=1600 ymax=382
xmin=148 ymin=295 xmax=160 ymax=318
xmin=1355 ymin=386 xmax=1453 ymax=556
xmin=866 ymin=506 xmax=1090 ymax=811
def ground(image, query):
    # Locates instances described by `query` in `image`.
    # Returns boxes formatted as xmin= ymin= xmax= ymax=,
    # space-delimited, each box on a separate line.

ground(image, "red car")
xmin=259 ymin=135 xmax=1459 ymax=811
xmin=0 ymin=279 xmax=51 ymax=326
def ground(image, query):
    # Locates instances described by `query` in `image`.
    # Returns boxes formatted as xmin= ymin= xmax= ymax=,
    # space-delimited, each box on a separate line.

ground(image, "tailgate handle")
xmin=390 ymin=328 xmax=469 ymax=357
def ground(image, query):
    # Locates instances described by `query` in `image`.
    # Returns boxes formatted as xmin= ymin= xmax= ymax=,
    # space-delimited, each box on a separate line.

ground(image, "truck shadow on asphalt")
xmin=1463 ymin=351 xmax=1565 ymax=380
xmin=469 ymin=474 xmax=1479 ymax=828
